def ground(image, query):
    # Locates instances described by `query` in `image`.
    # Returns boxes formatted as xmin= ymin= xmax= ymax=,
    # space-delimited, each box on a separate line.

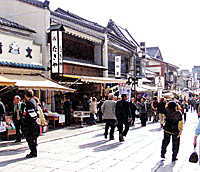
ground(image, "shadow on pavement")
xmin=151 ymin=160 xmax=175 ymax=172
xmin=93 ymin=133 xmax=104 ymax=138
xmin=79 ymin=140 xmax=109 ymax=149
xmin=93 ymin=142 xmax=122 ymax=152
xmin=149 ymin=128 xmax=162 ymax=132
xmin=0 ymin=157 xmax=27 ymax=167
xmin=0 ymin=147 xmax=27 ymax=156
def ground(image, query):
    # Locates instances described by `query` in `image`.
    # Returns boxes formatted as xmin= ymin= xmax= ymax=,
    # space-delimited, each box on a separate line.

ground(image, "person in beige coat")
xmin=101 ymin=94 xmax=116 ymax=140
xmin=89 ymin=97 xmax=97 ymax=125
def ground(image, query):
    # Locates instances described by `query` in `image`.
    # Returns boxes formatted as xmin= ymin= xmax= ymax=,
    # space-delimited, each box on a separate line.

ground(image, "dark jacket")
xmin=22 ymin=98 xmax=40 ymax=138
xmin=157 ymin=101 xmax=166 ymax=114
xmin=63 ymin=100 xmax=72 ymax=114
xmin=163 ymin=110 xmax=183 ymax=135
xmin=116 ymin=100 xmax=131 ymax=121
xmin=138 ymin=102 xmax=147 ymax=114
xmin=130 ymin=102 xmax=137 ymax=117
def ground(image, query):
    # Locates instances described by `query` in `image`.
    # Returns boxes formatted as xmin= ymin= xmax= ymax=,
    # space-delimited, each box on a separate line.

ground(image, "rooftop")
xmin=146 ymin=47 xmax=163 ymax=60
xmin=17 ymin=0 xmax=49 ymax=9
xmin=0 ymin=16 xmax=35 ymax=33
xmin=51 ymin=8 xmax=106 ymax=33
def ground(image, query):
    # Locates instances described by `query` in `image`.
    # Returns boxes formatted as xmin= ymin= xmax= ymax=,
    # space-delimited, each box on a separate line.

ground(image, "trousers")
xmin=13 ymin=119 xmax=22 ymax=141
xmin=161 ymin=132 xmax=180 ymax=160
xmin=104 ymin=119 xmax=116 ymax=139
xmin=117 ymin=119 xmax=129 ymax=137
xmin=26 ymin=136 xmax=37 ymax=156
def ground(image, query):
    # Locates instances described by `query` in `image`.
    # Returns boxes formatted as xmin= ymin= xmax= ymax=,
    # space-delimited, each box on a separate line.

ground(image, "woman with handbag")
xmin=22 ymin=90 xmax=40 ymax=158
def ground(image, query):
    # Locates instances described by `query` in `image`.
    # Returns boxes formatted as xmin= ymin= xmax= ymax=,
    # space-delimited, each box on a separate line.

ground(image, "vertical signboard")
xmin=50 ymin=30 xmax=63 ymax=74
xmin=58 ymin=31 xmax=63 ymax=74
xmin=115 ymin=56 xmax=121 ymax=78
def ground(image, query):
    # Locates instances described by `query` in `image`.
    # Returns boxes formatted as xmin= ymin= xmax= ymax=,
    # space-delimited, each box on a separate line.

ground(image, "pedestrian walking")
xmin=0 ymin=98 xmax=5 ymax=122
xmin=151 ymin=97 xmax=158 ymax=122
xmin=138 ymin=97 xmax=148 ymax=127
xmin=22 ymin=90 xmax=40 ymax=158
xmin=89 ymin=97 xmax=97 ymax=125
xmin=101 ymin=94 xmax=116 ymax=140
xmin=157 ymin=98 xmax=166 ymax=128
xmin=161 ymin=101 xmax=183 ymax=162
xmin=116 ymin=94 xmax=131 ymax=142
xmin=12 ymin=95 xmax=25 ymax=143
xmin=193 ymin=113 xmax=200 ymax=148
xmin=130 ymin=97 xmax=137 ymax=126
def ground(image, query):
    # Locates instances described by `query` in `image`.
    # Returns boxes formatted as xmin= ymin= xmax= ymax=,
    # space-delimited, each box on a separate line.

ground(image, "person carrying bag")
xmin=192 ymin=115 xmax=200 ymax=163
xmin=22 ymin=90 xmax=40 ymax=158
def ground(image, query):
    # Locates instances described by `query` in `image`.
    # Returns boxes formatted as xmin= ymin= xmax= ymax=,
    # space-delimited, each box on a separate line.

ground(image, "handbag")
xmin=189 ymin=147 xmax=199 ymax=163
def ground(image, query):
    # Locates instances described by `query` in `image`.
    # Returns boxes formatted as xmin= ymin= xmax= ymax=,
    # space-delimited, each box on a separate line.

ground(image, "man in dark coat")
xmin=130 ymin=97 xmax=137 ymax=126
xmin=116 ymin=94 xmax=131 ymax=142
xmin=23 ymin=90 xmax=40 ymax=158
xmin=63 ymin=97 xmax=73 ymax=126
xmin=138 ymin=97 xmax=148 ymax=127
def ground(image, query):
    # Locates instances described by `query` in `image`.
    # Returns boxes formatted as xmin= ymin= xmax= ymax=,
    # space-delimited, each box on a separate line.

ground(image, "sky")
xmin=49 ymin=0 xmax=200 ymax=71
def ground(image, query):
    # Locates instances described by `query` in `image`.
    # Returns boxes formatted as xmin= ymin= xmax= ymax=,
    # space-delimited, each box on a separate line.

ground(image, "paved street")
xmin=0 ymin=111 xmax=200 ymax=172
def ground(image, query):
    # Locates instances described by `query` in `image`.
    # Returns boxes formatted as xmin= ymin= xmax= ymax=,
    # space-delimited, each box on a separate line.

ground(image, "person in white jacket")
xmin=193 ymin=118 xmax=200 ymax=147
xmin=101 ymin=94 xmax=116 ymax=140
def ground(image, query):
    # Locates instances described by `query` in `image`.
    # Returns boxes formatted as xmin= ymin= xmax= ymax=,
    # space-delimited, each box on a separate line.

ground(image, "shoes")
xmin=14 ymin=140 xmax=21 ymax=143
xmin=119 ymin=134 xmax=124 ymax=142
xmin=26 ymin=153 xmax=37 ymax=158
xmin=172 ymin=158 xmax=178 ymax=162
xmin=104 ymin=133 xmax=108 ymax=139
xmin=109 ymin=137 xmax=114 ymax=140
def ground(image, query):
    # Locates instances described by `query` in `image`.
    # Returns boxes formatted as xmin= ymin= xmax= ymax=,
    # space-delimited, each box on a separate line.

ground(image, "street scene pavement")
xmin=0 ymin=111 xmax=200 ymax=172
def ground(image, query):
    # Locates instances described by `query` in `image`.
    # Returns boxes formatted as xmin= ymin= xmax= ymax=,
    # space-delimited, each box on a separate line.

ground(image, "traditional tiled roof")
xmin=0 ymin=61 xmax=45 ymax=70
xmin=17 ymin=0 xmax=49 ymax=9
xmin=51 ymin=8 xmax=106 ymax=33
xmin=146 ymin=47 xmax=163 ymax=60
xmin=107 ymin=19 xmax=139 ymax=47
xmin=0 ymin=17 xmax=35 ymax=33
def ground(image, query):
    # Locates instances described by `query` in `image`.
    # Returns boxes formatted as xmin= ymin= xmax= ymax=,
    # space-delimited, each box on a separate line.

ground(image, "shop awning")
xmin=63 ymin=74 xmax=127 ymax=84
xmin=0 ymin=75 xmax=16 ymax=86
xmin=1 ymin=74 xmax=75 ymax=92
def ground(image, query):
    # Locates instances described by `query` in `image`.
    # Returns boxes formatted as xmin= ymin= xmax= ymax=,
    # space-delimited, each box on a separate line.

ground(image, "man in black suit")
xmin=116 ymin=94 xmax=131 ymax=142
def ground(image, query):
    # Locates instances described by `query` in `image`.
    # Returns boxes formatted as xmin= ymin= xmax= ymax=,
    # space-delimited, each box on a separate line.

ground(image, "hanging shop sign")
xmin=115 ymin=56 xmax=121 ymax=78
xmin=50 ymin=30 xmax=63 ymax=74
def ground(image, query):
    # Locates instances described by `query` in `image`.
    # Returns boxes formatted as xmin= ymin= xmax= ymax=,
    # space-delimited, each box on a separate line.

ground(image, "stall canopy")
xmin=0 ymin=75 xmax=16 ymax=86
xmin=1 ymin=74 xmax=75 ymax=92
xmin=63 ymin=74 xmax=127 ymax=84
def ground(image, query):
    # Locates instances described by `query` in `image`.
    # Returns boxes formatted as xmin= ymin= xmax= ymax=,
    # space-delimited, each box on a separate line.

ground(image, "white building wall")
xmin=0 ymin=31 xmax=42 ymax=65
xmin=0 ymin=0 xmax=50 ymax=70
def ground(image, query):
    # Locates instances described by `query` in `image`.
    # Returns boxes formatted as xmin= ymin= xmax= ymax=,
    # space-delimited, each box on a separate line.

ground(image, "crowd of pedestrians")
xmin=1 ymin=90 xmax=200 ymax=163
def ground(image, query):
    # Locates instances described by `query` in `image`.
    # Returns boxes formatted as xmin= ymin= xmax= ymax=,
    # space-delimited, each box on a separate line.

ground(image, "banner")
xmin=115 ymin=56 xmax=121 ymax=78
xmin=51 ymin=31 xmax=63 ymax=74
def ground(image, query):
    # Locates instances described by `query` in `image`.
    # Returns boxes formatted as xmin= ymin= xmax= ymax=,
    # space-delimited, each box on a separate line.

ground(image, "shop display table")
xmin=73 ymin=111 xmax=90 ymax=127
xmin=45 ymin=113 xmax=65 ymax=129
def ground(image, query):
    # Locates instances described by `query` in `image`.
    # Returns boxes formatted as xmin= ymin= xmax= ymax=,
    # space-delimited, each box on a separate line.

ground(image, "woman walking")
xmin=161 ymin=101 xmax=183 ymax=162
